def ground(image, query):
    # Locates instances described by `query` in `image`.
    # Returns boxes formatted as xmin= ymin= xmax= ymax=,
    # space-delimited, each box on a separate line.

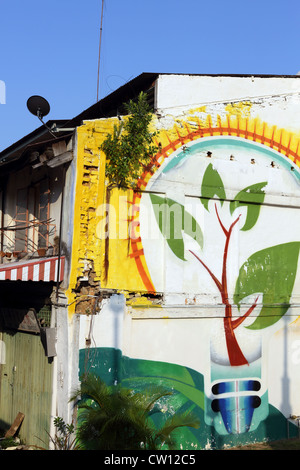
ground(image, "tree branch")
xmin=189 ymin=249 xmax=223 ymax=294
xmin=214 ymin=203 xmax=228 ymax=237
xmin=231 ymin=296 xmax=259 ymax=329
xmin=221 ymin=214 xmax=241 ymax=302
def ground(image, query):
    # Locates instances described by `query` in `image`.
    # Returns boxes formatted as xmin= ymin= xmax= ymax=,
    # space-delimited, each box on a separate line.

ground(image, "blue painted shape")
xmin=162 ymin=136 xmax=300 ymax=182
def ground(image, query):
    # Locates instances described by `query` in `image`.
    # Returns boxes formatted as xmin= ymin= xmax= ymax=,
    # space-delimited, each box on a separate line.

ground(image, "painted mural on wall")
xmin=75 ymin=107 xmax=300 ymax=448
xmin=126 ymin=114 xmax=300 ymax=439
xmin=79 ymin=346 xmax=295 ymax=449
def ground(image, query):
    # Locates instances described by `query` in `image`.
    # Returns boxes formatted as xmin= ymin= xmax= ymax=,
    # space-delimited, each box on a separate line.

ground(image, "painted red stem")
xmin=189 ymin=203 xmax=258 ymax=366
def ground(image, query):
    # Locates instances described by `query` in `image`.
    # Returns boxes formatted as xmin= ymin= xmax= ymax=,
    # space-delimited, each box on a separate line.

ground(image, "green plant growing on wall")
xmin=101 ymin=92 xmax=158 ymax=189
xmin=151 ymin=163 xmax=300 ymax=367
xmin=71 ymin=373 xmax=200 ymax=450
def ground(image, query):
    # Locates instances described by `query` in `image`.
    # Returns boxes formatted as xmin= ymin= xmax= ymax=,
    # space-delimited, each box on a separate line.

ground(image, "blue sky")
xmin=0 ymin=0 xmax=299 ymax=151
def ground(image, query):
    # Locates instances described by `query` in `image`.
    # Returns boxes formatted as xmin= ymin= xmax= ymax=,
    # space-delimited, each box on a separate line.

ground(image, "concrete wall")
xmin=71 ymin=75 xmax=300 ymax=449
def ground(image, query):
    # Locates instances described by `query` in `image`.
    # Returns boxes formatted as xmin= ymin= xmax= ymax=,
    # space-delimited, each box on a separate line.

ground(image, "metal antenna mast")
xmin=97 ymin=0 xmax=105 ymax=102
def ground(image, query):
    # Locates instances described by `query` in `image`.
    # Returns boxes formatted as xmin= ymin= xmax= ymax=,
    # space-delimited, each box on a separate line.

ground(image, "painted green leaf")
xmin=230 ymin=182 xmax=267 ymax=231
xmin=234 ymin=242 xmax=300 ymax=330
xmin=121 ymin=355 xmax=205 ymax=410
xmin=200 ymin=163 xmax=226 ymax=211
xmin=150 ymin=194 xmax=203 ymax=260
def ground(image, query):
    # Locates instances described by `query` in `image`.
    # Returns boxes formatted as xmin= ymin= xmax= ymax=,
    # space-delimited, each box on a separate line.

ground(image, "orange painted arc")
xmin=129 ymin=118 xmax=300 ymax=292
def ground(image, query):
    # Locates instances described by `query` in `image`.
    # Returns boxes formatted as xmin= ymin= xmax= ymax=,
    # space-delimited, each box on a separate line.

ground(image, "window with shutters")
xmin=12 ymin=179 xmax=55 ymax=254
xmin=14 ymin=188 xmax=29 ymax=252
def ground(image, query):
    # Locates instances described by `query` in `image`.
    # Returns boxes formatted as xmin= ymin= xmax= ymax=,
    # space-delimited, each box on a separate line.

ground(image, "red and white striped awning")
xmin=0 ymin=256 xmax=65 ymax=282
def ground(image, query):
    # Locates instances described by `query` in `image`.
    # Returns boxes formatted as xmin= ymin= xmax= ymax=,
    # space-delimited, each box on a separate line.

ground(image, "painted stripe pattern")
xmin=211 ymin=379 xmax=261 ymax=434
xmin=0 ymin=256 xmax=65 ymax=282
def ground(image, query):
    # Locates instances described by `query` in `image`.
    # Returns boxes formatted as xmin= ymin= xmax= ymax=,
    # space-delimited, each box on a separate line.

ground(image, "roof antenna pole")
xmin=97 ymin=0 xmax=105 ymax=102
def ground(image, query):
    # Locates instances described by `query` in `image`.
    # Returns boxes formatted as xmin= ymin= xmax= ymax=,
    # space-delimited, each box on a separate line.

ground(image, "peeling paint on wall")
xmin=225 ymin=101 xmax=252 ymax=119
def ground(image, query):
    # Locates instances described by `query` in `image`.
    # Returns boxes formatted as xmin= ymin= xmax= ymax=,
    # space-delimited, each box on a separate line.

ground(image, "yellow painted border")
xmin=65 ymin=111 xmax=300 ymax=314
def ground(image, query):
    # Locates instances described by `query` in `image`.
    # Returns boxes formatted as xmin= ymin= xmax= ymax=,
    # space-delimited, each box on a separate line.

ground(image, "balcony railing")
xmin=0 ymin=218 xmax=57 ymax=258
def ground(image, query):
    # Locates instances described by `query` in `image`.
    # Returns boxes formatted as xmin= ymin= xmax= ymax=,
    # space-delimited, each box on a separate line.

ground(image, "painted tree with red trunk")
xmin=150 ymin=162 xmax=300 ymax=367
xmin=189 ymin=204 xmax=258 ymax=366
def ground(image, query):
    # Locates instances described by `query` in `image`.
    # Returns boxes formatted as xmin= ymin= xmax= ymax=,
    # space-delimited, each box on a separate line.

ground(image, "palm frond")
xmin=71 ymin=374 xmax=200 ymax=450
xmin=155 ymin=409 xmax=200 ymax=449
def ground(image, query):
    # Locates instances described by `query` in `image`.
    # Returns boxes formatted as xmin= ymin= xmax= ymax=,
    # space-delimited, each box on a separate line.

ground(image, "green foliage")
xmin=101 ymin=92 xmax=158 ymax=188
xmin=0 ymin=436 xmax=20 ymax=449
xmin=200 ymin=163 xmax=266 ymax=227
xmin=201 ymin=163 xmax=226 ymax=210
xmin=151 ymin=161 xmax=300 ymax=333
xmin=47 ymin=417 xmax=79 ymax=450
xmin=33 ymin=416 xmax=79 ymax=450
xmin=150 ymin=193 xmax=203 ymax=260
xmin=70 ymin=373 xmax=200 ymax=450
xmin=230 ymin=182 xmax=267 ymax=231
xmin=234 ymin=242 xmax=300 ymax=329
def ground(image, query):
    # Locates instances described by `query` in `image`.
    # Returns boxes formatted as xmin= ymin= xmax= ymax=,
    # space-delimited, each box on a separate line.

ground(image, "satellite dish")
xmin=27 ymin=95 xmax=50 ymax=119
xmin=26 ymin=95 xmax=58 ymax=138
